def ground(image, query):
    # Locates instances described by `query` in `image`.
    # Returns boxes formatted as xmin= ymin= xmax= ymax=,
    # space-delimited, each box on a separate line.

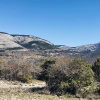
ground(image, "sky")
xmin=0 ymin=0 xmax=100 ymax=47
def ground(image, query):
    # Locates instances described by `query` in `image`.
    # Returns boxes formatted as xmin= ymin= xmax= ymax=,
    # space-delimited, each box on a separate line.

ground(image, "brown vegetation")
xmin=0 ymin=56 xmax=100 ymax=99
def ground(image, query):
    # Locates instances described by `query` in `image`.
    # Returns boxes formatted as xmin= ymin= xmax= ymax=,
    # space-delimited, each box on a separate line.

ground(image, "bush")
xmin=0 ymin=60 xmax=33 ymax=81
xmin=41 ymin=58 xmax=56 ymax=69
xmin=38 ymin=58 xmax=56 ymax=81
xmin=92 ymin=57 xmax=100 ymax=81
xmin=76 ymin=84 xmax=95 ymax=98
xmin=43 ymin=57 xmax=94 ymax=96
xmin=0 ymin=57 xmax=5 ymax=77
xmin=19 ymin=74 xmax=32 ymax=83
xmin=96 ymin=84 xmax=100 ymax=94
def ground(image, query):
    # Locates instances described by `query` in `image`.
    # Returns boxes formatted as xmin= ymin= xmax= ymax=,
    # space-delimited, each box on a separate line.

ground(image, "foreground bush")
xmin=96 ymin=84 xmax=100 ymax=94
xmin=19 ymin=74 xmax=32 ymax=83
xmin=41 ymin=58 xmax=94 ymax=96
xmin=0 ymin=60 xmax=33 ymax=81
xmin=92 ymin=57 xmax=100 ymax=81
xmin=38 ymin=58 xmax=56 ymax=81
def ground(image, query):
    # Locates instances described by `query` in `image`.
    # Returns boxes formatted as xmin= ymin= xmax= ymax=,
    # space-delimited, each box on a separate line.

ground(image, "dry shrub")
xmin=0 ymin=59 xmax=33 ymax=81
xmin=40 ymin=57 xmax=94 ymax=96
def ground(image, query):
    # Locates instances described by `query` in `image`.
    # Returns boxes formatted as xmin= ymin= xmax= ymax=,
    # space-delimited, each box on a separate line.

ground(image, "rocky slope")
xmin=59 ymin=43 xmax=100 ymax=53
xmin=0 ymin=32 xmax=56 ymax=51
xmin=0 ymin=31 xmax=100 ymax=54
xmin=0 ymin=32 xmax=23 ymax=49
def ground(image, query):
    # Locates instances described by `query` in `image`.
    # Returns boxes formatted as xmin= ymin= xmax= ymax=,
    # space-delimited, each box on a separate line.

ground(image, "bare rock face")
xmin=0 ymin=32 xmax=23 ymax=49
xmin=0 ymin=32 xmax=56 ymax=51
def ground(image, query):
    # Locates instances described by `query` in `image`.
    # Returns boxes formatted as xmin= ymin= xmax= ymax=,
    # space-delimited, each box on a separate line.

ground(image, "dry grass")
xmin=0 ymin=93 xmax=59 ymax=100
xmin=0 ymin=93 xmax=95 ymax=100
xmin=0 ymin=79 xmax=46 ymax=89
xmin=0 ymin=91 xmax=100 ymax=100
xmin=0 ymin=80 xmax=99 ymax=100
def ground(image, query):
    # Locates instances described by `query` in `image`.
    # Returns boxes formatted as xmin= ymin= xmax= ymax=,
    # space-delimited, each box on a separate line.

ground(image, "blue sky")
xmin=0 ymin=0 xmax=100 ymax=47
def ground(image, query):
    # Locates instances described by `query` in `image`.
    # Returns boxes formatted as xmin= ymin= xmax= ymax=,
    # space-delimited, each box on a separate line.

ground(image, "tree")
xmin=92 ymin=57 xmax=100 ymax=81
xmin=38 ymin=58 xmax=56 ymax=81
xmin=45 ymin=57 xmax=94 ymax=96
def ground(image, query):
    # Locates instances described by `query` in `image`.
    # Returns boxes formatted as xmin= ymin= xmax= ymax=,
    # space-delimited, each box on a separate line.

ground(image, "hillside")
xmin=59 ymin=43 xmax=100 ymax=53
xmin=0 ymin=32 xmax=56 ymax=51
xmin=1 ymin=31 xmax=100 ymax=63
xmin=1 ymin=31 xmax=100 ymax=53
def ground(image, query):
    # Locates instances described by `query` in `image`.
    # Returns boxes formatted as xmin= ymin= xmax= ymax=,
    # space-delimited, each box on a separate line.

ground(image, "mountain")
xmin=0 ymin=32 xmax=56 ymax=51
xmin=1 ymin=31 xmax=100 ymax=54
xmin=59 ymin=43 xmax=100 ymax=53
xmin=1 ymin=31 xmax=100 ymax=63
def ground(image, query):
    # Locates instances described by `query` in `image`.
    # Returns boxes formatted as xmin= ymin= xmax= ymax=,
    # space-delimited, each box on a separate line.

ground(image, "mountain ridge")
xmin=59 ymin=42 xmax=100 ymax=53
xmin=0 ymin=31 xmax=100 ymax=53
xmin=0 ymin=32 xmax=56 ymax=51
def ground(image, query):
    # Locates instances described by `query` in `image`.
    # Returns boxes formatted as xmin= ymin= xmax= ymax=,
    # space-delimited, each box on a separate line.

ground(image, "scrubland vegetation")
xmin=0 ymin=56 xmax=100 ymax=99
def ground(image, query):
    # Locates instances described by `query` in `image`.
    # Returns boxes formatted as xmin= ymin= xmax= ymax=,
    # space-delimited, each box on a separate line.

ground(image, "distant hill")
xmin=58 ymin=43 xmax=100 ymax=63
xmin=0 ymin=32 xmax=57 ymax=51
xmin=59 ymin=43 xmax=100 ymax=53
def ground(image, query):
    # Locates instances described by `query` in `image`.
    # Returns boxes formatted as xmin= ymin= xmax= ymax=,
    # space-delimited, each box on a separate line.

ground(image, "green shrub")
xmin=96 ymin=84 xmax=100 ymax=94
xmin=76 ymin=84 xmax=95 ymax=98
xmin=19 ymin=74 xmax=32 ymax=83
xmin=44 ymin=57 xmax=94 ymax=96
xmin=38 ymin=58 xmax=56 ymax=81
xmin=92 ymin=57 xmax=100 ymax=81
xmin=41 ymin=58 xmax=56 ymax=69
